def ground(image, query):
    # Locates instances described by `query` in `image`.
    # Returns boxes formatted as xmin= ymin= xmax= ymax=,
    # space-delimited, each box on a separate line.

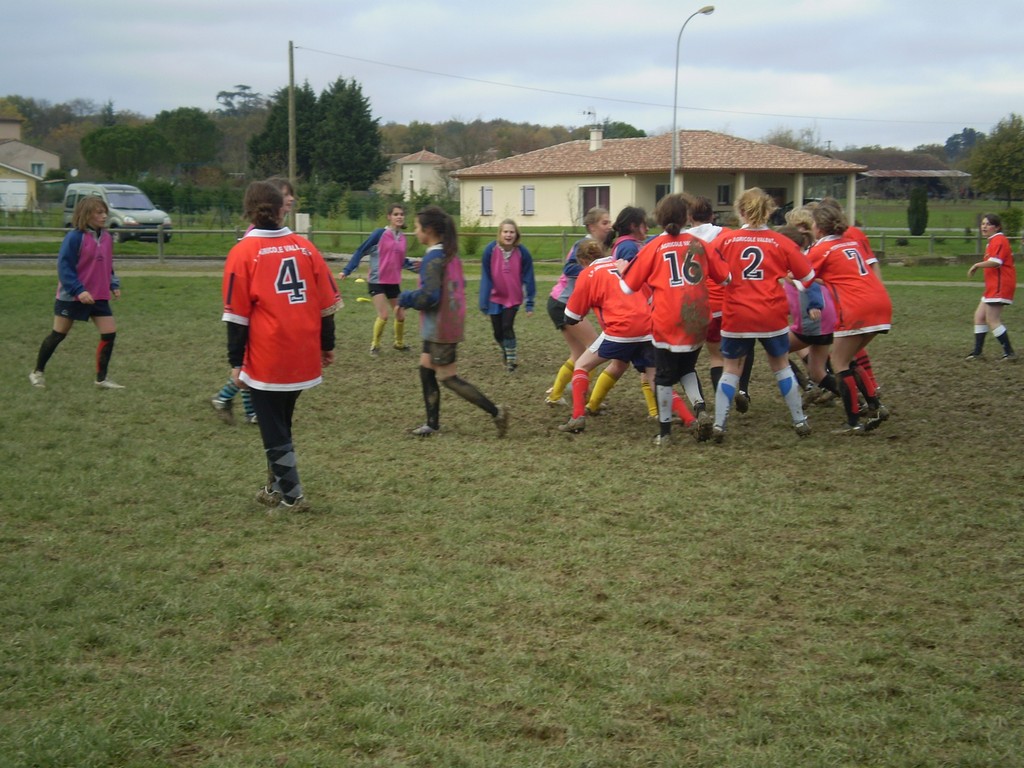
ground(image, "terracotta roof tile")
xmin=451 ymin=130 xmax=866 ymax=178
xmin=396 ymin=149 xmax=450 ymax=164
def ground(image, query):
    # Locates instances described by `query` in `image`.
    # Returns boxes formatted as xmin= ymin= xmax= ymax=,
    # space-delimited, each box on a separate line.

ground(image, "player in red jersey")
xmin=619 ymin=194 xmax=728 ymax=444
xmin=807 ymin=201 xmax=893 ymax=434
xmin=966 ymin=213 xmax=1017 ymax=361
xmin=560 ymin=239 xmax=694 ymax=434
xmin=221 ymin=181 xmax=343 ymax=511
xmin=712 ymin=188 xmax=823 ymax=442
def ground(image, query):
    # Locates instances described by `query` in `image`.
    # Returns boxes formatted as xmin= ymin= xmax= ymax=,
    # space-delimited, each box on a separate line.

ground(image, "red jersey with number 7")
xmin=222 ymin=227 xmax=342 ymax=390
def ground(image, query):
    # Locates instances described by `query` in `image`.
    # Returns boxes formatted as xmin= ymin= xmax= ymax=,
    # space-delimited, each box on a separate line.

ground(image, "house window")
xmin=717 ymin=185 xmax=731 ymax=206
xmin=521 ymin=185 xmax=535 ymax=215
xmin=580 ymin=185 xmax=610 ymax=220
xmin=655 ymin=184 xmax=670 ymax=203
xmin=31 ymin=163 xmax=43 ymax=177
xmin=480 ymin=186 xmax=493 ymax=216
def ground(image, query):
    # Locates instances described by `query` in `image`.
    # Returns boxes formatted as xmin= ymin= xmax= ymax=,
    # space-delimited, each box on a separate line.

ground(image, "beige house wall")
xmin=0 ymin=141 xmax=60 ymax=177
xmin=0 ymin=165 xmax=38 ymax=209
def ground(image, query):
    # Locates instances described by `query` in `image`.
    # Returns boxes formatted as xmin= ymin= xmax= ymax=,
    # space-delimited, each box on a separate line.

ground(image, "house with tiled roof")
xmin=450 ymin=129 xmax=867 ymax=227
xmin=0 ymin=117 xmax=59 ymax=211
xmin=387 ymin=149 xmax=455 ymax=201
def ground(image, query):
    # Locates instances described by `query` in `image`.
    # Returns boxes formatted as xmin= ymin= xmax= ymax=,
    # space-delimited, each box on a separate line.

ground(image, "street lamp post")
xmin=670 ymin=5 xmax=714 ymax=195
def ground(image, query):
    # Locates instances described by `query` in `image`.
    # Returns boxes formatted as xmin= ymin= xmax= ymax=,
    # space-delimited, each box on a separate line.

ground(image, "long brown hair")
xmin=243 ymin=181 xmax=284 ymax=229
xmin=417 ymin=205 xmax=458 ymax=260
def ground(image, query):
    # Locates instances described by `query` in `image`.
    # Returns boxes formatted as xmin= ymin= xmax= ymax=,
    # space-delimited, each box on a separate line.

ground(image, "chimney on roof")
xmin=589 ymin=127 xmax=603 ymax=152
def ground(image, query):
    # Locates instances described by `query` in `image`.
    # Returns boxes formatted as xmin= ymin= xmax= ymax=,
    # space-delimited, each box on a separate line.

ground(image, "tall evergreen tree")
xmin=312 ymin=77 xmax=387 ymax=188
xmin=907 ymin=187 xmax=929 ymax=236
xmin=248 ymin=82 xmax=318 ymax=179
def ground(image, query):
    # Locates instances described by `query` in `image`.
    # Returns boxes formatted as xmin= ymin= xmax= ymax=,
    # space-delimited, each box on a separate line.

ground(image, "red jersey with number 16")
xmin=222 ymin=227 xmax=342 ymax=391
xmin=622 ymin=232 xmax=729 ymax=351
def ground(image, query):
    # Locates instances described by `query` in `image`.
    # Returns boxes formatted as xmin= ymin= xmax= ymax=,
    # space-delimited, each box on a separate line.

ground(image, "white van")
xmin=63 ymin=183 xmax=172 ymax=242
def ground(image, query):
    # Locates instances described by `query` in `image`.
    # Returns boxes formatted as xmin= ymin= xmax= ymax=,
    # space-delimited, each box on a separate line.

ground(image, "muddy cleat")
xmin=393 ymin=343 xmax=410 ymax=351
xmin=244 ymin=413 xmax=258 ymax=425
xmin=1000 ymin=351 xmax=1018 ymax=362
xmin=29 ymin=370 xmax=45 ymax=388
xmin=815 ymin=389 xmax=837 ymax=406
xmin=544 ymin=395 xmax=568 ymax=407
xmin=864 ymin=402 xmax=889 ymax=422
xmin=558 ymin=415 xmax=586 ymax=433
xmin=95 ymin=379 xmax=125 ymax=389
xmin=369 ymin=347 xmax=380 ymax=357
xmin=255 ymin=485 xmax=282 ymax=507
xmin=863 ymin=416 xmax=885 ymax=432
xmin=410 ymin=424 xmax=439 ymax=437
xmin=712 ymin=425 xmax=726 ymax=443
xmin=210 ymin=396 xmax=234 ymax=424
xmin=276 ymin=495 xmax=311 ymax=512
xmin=834 ymin=422 xmax=866 ymax=436
xmin=794 ymin=419 xmax=812 ymax=438
xmin=493 ymin=404 xmax=510 ymax=437
xmin=965 ymin=352 xmax=983 ymax=361
xmin=734 ymin=390 xmax=750 ymax=414
xmin=652 ymin=433 xmax=672 ymax=447
xmin=693 ymin=410 xmax=714 ymax=442
xmin=802 ymin=385 xmax=823 ymax=407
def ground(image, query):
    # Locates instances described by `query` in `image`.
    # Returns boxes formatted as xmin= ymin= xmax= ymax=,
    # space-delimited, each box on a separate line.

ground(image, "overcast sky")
xmin=8 ymin=0 xmax=1023 ymax=151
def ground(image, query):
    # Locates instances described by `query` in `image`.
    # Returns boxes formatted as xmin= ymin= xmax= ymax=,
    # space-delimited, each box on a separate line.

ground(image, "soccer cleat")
xmin=965 ymin=352 xmax=984 ymax=361
xmin=244 ymin=413 xmax=258 ymax=425
xmin=863 ymin=416 xmax=885 ymax=432
xmin=834 ymin=422 xmax=866 ymax=436
xmin=694 ymin=409 xmax=714 ymax=442
xmin=652 ymin=433 xmax=672 ymax=447
xmin=558 ymin=415 xmax=586 ymax=433
xmin=276 ymin=495 xmax=311 ymax=512
xmin=801 ymin=385 xmax=822 ymax=407
xmin=1000 ymin=351 xmax=1018 ymax=362
xmin=712 ymin=425 xmax=726 ymax=443
xmin=794 ymin=419 xmax=812 ymax=438
xmin=544 ymin=395 xmax=568 ymax=407
xmin=393 ymin=343 xmax=410 ymax=351
xmin=95 ymin=379 xmax=125 ymax=389
xmin=410 ymin=424 xmax=438 ymax=437
xmin=29 ymin=370 xmax=45 ymax=388
xmin=255 ymin=486 xmax=282 ymax=507
xmin=493 ymin=404 xmax=510 ymax=437
xmin=210 ymin=396 xmax=234 ymax=424
xmin=506 ymin=362 xmax=518 ymax=373
xmin=584 ymin=402 xmax=608 ymax=417
xmin=864 ymin=402 xmax=889 ymax=422
xmin=369 ymin=347 xmax=380 ymax=357
xmin=815 ymin=389 xmax=837 ymax=406
xmin=734 ymin=390 xmax=750 ymax=414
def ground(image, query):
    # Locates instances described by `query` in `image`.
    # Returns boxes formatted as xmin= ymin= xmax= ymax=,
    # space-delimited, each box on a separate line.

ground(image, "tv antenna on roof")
xmin=582 ymin=108 xmax=597 ymax=126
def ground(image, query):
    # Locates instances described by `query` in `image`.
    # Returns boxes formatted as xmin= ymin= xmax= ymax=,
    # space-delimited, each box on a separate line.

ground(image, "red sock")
xmin=672 ymin=392 xmax=695 ymax=426
xmin=571 ymin=370 xmax=589 ymax=419
xmin=853 ymin=351 xmax=878 ymax=398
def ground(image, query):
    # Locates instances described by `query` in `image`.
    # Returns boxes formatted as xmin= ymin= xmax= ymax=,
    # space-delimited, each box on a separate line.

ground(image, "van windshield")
xmin=106 ymin=191 xmax=155 ymax=210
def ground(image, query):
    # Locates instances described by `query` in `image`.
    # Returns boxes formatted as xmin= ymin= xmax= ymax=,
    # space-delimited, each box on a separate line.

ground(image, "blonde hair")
xmin=785 ymin=204 xmax=817 ymax=233
xmin=734 ymin=188 xmax=776 ymax=228
xmin=497 ymin=218 xmax=521 ymax=247
xmin=71 ymin=196 xmax=109 ymax=231
xmin=575 ymin=238 xmax=606 ymax=266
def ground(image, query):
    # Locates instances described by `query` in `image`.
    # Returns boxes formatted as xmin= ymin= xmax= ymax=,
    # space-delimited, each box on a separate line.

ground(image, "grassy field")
xmin=2 ymin=267 xmax=1023 ymax=767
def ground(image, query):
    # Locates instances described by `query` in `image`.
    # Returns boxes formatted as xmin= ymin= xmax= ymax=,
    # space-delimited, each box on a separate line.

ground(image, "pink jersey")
xmin=807 ymin=235 xmax=892 ymax=336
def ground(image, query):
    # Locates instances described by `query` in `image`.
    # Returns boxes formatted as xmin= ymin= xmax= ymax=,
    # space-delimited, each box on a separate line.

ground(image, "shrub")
xmin=999 ymin=208 xmax=1022 ymax=238
xmin=907 ymin=187 xmax=928 ymax=236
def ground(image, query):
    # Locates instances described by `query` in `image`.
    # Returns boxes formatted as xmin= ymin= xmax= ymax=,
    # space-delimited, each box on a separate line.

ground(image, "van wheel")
xmin=111 ymin=228 xmax=126 ymax=243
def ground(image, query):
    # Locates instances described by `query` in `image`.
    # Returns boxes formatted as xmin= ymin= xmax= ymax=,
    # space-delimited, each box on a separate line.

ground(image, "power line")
xmin=295 ymin=45 xmax=979 ymax=128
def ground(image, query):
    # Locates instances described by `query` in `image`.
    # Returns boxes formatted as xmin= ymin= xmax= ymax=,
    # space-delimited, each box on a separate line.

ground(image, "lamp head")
xmin=699 ymin=5 xmax=715 ymax=13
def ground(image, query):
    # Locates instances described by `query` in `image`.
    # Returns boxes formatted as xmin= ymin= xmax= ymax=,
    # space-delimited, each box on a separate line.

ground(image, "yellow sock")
xmin=549 ymin=358 xmax=574 ymax=400
xmin=394 ymin=319 xmax=405 ymax=346
xmin=641 ymin=378 xmax=657 ymax=417
xmin=587 ymin=371 xmax=620 ymax=412
xmin=372 ymin=317 xmax=387 ymax=348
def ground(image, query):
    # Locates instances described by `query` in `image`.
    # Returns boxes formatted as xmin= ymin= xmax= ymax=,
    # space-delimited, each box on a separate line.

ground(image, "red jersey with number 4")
xmin=565 ymin=258 xmax=652 ymax=342
xmin=714 ymin=227 xmax=815 ymax=338
xmin=807 ymin=234 xmax=892 ymax=336
xmin=622 ymin=232 xmax=729 ymax=351
xmin=222 ymin=227 xmax=342 ymax=390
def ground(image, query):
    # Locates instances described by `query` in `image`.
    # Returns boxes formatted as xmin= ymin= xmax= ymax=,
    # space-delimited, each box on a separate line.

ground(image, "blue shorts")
xmin=721 ymin=333 xmax=789 ymax=359
xmin=589 ymin=337 xmax=655 ymax=370
xmin=55 ymin=299 xmax=113 ymax=321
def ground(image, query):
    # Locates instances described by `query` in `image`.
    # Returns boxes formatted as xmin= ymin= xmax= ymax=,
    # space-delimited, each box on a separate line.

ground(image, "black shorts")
xmin=368 ymin=283 xmax=400 ymax=299
xmin=423 ymin=341 xmax=458 ymax=366
xmin=793 ymin=331 xmax=833 ymax=346
xmin=55 ymin=299 xmax=113 ymax=321
xmin=547 ymin=296 xmax=568 ymax=330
